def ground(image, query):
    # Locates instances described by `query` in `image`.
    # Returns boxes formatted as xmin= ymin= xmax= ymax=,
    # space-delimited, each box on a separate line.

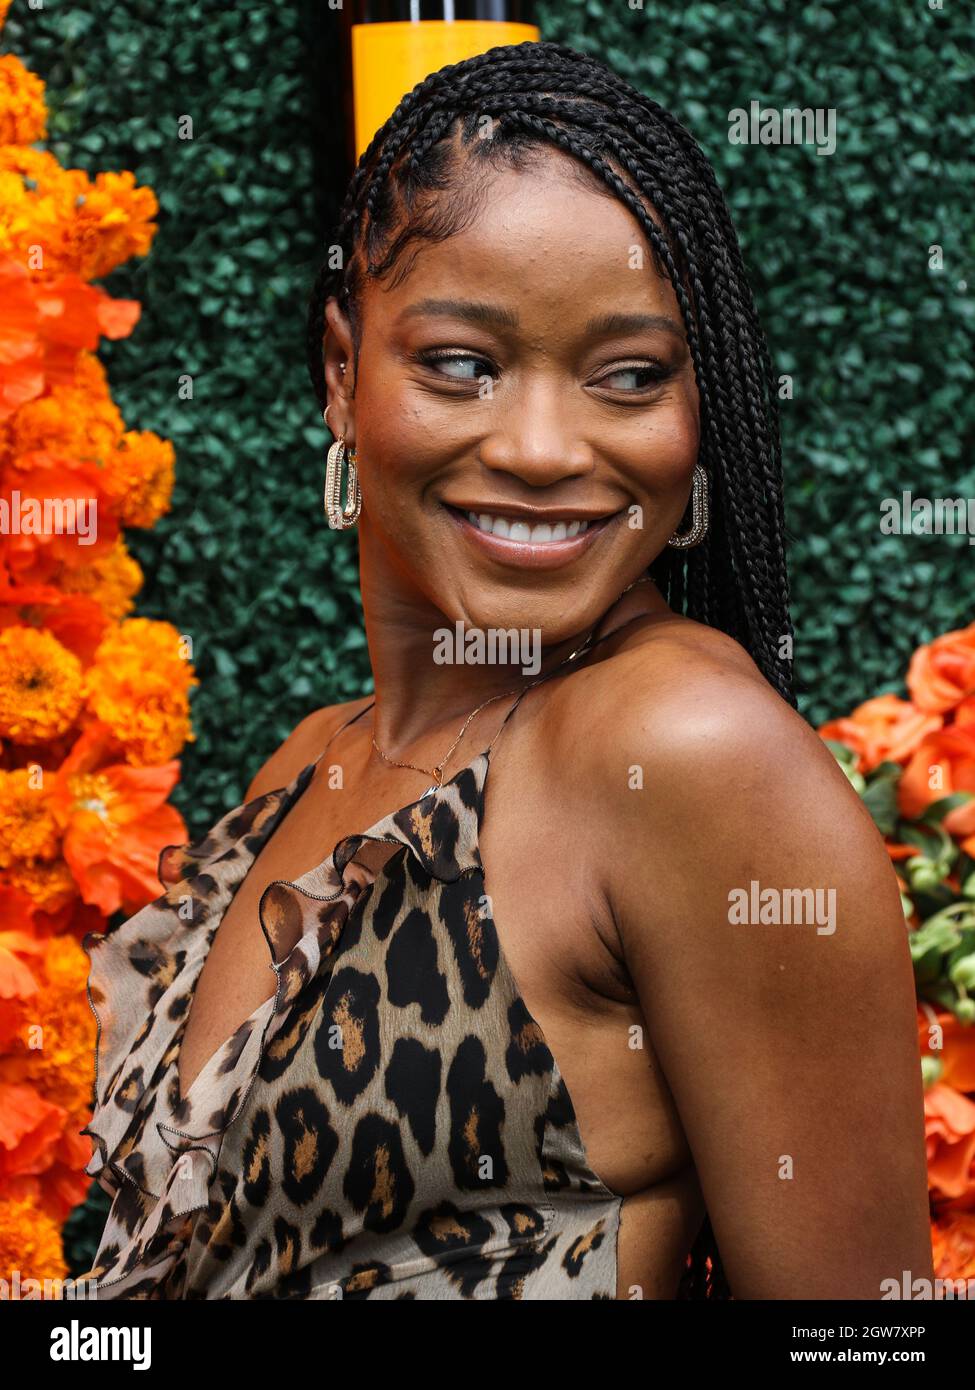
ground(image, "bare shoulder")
xmin=549 ymin=616 xmax=932 ymax=1297
xmin=550 ymin=609 xmax=898 ymax=942
xmin=554 ymin=610 xmax=820 ymax=789
xmin=244 ymin=694 xmax=374 ymax=800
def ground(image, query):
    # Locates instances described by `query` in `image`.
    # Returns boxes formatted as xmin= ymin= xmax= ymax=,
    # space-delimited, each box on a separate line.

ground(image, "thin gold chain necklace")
xmin=371 ymin=576 xmax=654 ymax=787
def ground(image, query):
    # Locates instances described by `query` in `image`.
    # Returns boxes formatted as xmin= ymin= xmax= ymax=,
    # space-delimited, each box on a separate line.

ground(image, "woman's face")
xmin=325 ymin=147 xmax=700 ymax=642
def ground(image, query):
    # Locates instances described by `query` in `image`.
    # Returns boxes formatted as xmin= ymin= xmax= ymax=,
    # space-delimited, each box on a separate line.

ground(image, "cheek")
xmin=624 ymin=395 xmax=701 ymax=499
xmin=351 ymin=384 xmax=430 ymax=496
xmin=353 ymin=362 xmax=471 ymax=492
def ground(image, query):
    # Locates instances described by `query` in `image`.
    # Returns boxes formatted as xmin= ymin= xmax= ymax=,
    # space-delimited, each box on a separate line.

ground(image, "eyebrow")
xmin=395 ymin=298 xmax=685 ymax=342
xmin=395 ymin=298 xmax=519 ymax=330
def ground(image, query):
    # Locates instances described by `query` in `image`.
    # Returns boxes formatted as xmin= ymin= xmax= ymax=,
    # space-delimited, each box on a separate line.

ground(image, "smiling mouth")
xmin=442 ymin=503 xmax=621 ymax=546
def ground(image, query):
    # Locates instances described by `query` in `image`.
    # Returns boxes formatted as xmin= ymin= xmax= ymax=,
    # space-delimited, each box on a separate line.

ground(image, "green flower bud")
xmin=921 ymin=1054 xmax=943 ymax=1088
xmin=954 ymin=997 xmax=975 ymax=1025
xmin=948 ymin=953 xmax=975 ymax=991
xmin=908 ymin=859 xmax=945 ymax=893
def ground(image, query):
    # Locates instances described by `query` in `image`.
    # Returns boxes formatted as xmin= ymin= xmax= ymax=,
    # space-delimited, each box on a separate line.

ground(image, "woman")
xmin=80 ymin=40 xmax=933 ymax=1300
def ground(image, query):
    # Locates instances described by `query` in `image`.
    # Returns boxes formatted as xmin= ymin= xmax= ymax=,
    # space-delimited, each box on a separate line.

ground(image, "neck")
xmin=356 ymin=540 xmax=666 ymax=761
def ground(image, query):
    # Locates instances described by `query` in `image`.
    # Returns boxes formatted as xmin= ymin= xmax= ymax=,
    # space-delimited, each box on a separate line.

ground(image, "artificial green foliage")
xmin=9 ymin=0 xmax=974 ymax=823
xmin=5 ymin=0 xmax=973 ymax=1271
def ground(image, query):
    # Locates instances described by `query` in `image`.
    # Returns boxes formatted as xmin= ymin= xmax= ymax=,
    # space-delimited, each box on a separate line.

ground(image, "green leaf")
xmin=860 ymin=762 xmax=902 ymax=834
xmin=922 ymin=791 xmax=975 ymax=824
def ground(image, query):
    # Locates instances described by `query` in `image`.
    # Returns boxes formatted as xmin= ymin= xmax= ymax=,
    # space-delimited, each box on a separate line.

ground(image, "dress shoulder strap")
xmin=485 ymin=607 xmax=653 ymax=757
xmin=313 ymin=697 xmax=375 ymax=767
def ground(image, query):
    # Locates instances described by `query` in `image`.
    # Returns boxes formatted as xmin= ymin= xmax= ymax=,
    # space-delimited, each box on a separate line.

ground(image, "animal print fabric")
xmin=78 ymin=716 xmax=622 ymax=1299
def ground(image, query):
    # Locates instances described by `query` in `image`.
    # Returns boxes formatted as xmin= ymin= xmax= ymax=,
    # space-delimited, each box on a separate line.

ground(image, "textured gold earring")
xmin=668 ymin=465 xmax=708 ymax=549
xmin=323 ymin=404 xmax=361 ymax=530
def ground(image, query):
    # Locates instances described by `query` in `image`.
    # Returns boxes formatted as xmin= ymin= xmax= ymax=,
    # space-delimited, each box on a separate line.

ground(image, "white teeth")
xmin=465 ymin=511 xmax=590 ymax=543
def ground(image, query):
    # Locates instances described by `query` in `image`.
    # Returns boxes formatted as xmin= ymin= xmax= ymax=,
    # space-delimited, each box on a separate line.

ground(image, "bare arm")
xmin=601 ymin=658 xmax=933 ymax=1299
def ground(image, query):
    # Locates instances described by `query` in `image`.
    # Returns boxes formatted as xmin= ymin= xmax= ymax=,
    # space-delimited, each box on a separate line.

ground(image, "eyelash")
xmin=412 ymin=349 xmax=673 ymax=395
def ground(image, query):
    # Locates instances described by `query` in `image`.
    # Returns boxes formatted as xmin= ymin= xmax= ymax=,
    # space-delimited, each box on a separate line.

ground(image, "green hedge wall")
xmin=5 ymin=0 xmax=973 ymax=1269
xmin=8 ymin=0 xmax=974 ymax=836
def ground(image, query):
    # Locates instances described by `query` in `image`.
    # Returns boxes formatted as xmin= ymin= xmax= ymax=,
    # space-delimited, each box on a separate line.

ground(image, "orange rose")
xmin=924 ymin=1083 xmax=975 ymax=1208
xmin=819 ymin=693 xmax=943 ymax=773
xmin=908 ymin=622 xmax=975 ymax=714
xmin=931 ymin=1208 xmax=975 ymax=1281
xmin=899 ymin=724 xmax=975 ymax=852
xmin=918 ymin=1008 xmax=975 ymax=1093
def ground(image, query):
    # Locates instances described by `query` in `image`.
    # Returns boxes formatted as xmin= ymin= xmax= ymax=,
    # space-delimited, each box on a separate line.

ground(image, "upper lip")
xmin=443 ymin=501 xmax=621 ymax=523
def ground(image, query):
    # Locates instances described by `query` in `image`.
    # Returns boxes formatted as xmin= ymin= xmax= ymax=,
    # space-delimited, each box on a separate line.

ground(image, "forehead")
xmin=362 ymin=150 xmax=681 ymax=331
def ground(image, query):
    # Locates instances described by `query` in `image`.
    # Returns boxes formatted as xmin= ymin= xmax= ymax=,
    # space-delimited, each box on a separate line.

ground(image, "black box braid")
xmin=305 ymin=41 xmax=803 ymax=1292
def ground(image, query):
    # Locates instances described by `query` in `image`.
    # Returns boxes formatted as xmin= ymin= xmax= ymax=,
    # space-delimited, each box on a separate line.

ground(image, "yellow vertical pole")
xmin=352 ymin=20 xmax=539 ymax=160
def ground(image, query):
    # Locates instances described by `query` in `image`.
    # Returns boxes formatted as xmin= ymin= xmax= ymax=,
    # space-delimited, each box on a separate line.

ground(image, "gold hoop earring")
xmin=322 ymin=407 xmax=361 ymax=530
xmin=667 ymin=465 xmax=708 ymax=549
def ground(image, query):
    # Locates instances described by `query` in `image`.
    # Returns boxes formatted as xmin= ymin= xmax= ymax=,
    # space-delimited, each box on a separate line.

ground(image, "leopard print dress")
xmin=78 ymin=694 xmax=623 ymax=1300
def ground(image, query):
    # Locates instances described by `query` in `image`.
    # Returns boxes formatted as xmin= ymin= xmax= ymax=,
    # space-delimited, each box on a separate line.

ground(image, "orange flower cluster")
xmin=820 ymin=623 xmax=975 ymax=854
xmin=820 ymin=622 xmax=975 ymax=1285
xmin=0 ymin=11 xmax=196 ymax=1280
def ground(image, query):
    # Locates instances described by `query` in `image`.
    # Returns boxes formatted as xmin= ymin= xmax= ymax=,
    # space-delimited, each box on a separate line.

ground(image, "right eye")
xmin=414 ymin=350 xmax=498 ymax=382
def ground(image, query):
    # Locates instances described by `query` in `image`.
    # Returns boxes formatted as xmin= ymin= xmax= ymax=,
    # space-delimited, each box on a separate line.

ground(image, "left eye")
xmin=598 ymin=365 xmax=667 ymax=391
xmin=422 ymin=353 xmax=494 ymax=380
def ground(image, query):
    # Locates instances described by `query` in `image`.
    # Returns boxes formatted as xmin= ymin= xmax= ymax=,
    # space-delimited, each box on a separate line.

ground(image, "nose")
xmin=477 ymin=376 xmax=595 ymax=488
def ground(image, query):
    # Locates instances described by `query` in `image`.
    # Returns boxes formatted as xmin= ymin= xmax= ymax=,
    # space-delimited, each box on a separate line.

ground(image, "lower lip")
xmin=442 ymin=505 xmax=618 ymax=570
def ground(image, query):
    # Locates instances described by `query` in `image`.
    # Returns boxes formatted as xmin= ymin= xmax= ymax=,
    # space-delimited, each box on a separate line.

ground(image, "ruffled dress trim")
xmin=78 ymin=751 xmax=489 ymax=1295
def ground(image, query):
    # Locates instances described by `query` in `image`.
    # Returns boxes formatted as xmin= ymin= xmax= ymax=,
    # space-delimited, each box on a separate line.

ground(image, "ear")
xmin=323 ymin=296 xmax=356 ymax=444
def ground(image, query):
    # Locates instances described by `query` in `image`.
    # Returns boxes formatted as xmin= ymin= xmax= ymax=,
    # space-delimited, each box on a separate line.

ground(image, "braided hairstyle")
xmin=306 ymin=38 xmax=785 ymax=1299
xmin=307 ymin=38 xmax=795 ymax=720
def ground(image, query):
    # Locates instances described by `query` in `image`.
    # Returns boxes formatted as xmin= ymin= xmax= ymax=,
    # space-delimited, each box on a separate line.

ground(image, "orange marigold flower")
xmin=0 ymin=767 xmax=60 ymax=866
xmin=0 ymin=927 xmax=43 ymax=1001
xmin=0 ymin=1191 xmax=66 ymax=1285
xmin=0 ymin=147 xmax=157 ymax=282
xmin=908 ymin=622 xmax=975 ymax=715
xmin=7 ymin=858 xmax=77 ymax=915
xmin=0 ymin=583 xmax=108 ymax=665
xmin=57 ymin=538 xmax=143 ymax=623
xmin=50 ymin=721 xmax=187 ymax=915
xmin=818 ymin=693 xmax=943 ymax=774
xmin=0 ymin=934 xmax=95 ymax=1118
xmin=74 ymin=169 xmax=158 ymax=279
xmin=0 ymin=881 xmax=37 ymax=932
xmin=0 ymin=1078 xmax=65 ymax=1183
xmin=0 ymin=352 xmax=124 ymax=472
xmin=0 ymin=921 xmax=44 ymax=1050
xmin=0 ymin=626 xmax=83 ymax=743
xmin=84 ymin=618 xmax=196 ymax=765
xmin=0 ymin=52 xmax=47 ymax=146
xmin=101 ymin=430 xmax=175 ymax=528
